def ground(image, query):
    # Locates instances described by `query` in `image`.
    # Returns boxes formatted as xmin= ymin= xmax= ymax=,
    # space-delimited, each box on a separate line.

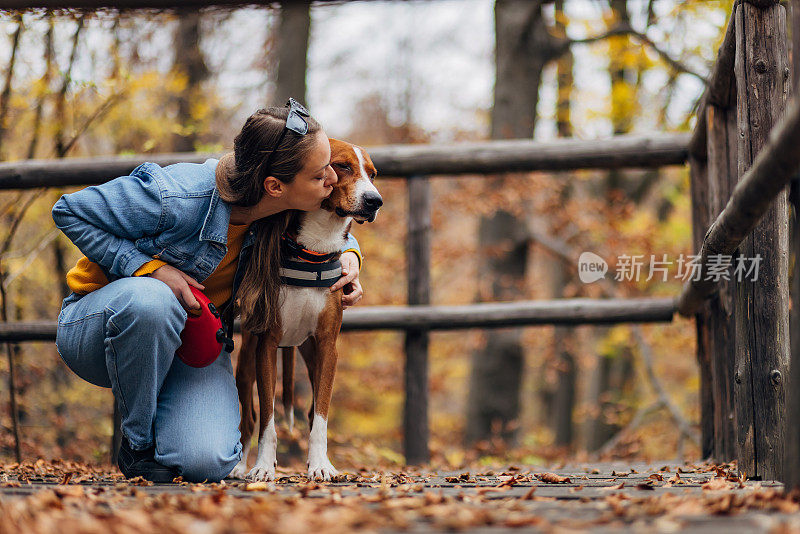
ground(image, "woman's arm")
xmin=333 ymin=233 xmax=363 ymax=308
xmin=341 ymin=233 xmax=362 ymax=269
xmin=51 ymin=165 xmax=167 ymax=279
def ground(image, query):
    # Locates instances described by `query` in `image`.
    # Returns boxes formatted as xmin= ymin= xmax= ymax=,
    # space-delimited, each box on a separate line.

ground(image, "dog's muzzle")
xmin=336 ymin=192 xmax=383 ymax=223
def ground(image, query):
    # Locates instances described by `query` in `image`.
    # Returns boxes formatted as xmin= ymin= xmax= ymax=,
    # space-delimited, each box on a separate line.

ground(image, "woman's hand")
xmin=331 ymin=251 xmax=363 ymax=309
xmin=148 ymin=264 xmax=205 ymax=314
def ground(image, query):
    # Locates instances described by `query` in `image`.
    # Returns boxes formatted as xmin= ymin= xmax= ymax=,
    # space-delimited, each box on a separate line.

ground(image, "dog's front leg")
xmin=307 ymin=297 xmax=342 ymax=481
xmin=247 ymin=333 xmax=280 ymax=481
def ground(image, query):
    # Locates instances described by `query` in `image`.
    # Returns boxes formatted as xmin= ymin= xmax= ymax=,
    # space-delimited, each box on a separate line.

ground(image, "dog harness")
xmin=279 ymin=234 xmax=343 ymax=288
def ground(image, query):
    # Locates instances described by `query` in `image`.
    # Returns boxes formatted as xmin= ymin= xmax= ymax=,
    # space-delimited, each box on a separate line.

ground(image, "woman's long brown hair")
xmin=216 ymin=106 xmax=321 ymax=334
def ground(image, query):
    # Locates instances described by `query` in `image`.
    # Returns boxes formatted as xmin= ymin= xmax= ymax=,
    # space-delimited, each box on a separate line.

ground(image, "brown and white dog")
xmin=229 ymin=138 xmax=381 ymax=481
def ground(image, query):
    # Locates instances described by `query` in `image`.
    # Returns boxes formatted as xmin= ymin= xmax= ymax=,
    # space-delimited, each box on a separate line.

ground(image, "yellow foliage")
xmin=598 ymin=325 xmax=632 ymax=358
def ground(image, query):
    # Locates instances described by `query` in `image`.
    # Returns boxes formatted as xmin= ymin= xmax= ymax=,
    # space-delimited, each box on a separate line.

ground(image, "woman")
xmin=51 ymin=100 xmax=364 ymax=483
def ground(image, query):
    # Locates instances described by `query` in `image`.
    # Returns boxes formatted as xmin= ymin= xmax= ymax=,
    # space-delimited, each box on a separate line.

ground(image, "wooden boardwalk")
xmin=2 ymin=461 xmax=800 ymax=532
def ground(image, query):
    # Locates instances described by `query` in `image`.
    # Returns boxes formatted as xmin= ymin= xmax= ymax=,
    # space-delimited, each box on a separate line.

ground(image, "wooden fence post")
xmin=404 ymin=175 xmax=430 ymax=465
xmin=688 ymin=152 xmax=714 ymax=459
xmin=734 ymin=0 xmax=790 ymax=480
xmin=705 ymin=99 xmax=739 ymax=462
xmin=783 ymin=0 xmax=800 ymax=490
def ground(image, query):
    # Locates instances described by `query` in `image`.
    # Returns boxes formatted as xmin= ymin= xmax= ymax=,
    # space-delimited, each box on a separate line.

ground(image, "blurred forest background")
xmin=0 ymin=0 xmax=734 ymax=468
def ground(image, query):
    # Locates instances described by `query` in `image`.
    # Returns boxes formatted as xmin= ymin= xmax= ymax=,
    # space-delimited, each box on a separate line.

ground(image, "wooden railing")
xmin=679 ymin=0 xmax=800 ymax=484
xmin=1 ymin=133 xmax=687 ymax=465
xmin=0 ymin=134 xmax=689 ymax=189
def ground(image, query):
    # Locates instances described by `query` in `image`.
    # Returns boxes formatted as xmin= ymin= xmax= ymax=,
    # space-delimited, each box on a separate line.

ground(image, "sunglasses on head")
xmin=263 ymin=97 xmax=310 ymax=171
xmin=284 ymin=97 xmax=310 ymax=135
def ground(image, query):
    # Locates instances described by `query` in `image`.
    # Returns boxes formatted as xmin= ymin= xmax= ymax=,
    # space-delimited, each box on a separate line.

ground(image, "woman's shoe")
xmin=117 ymin=436 xmax=179 ymax=483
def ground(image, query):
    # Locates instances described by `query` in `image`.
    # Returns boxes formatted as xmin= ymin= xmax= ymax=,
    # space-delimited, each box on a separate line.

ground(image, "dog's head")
xmin=321 ymin=138 xmax=382 ymax=224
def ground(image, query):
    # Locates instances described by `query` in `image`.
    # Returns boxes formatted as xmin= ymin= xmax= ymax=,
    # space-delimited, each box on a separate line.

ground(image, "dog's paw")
xmin=307 ymin=458 xmax=338 ymax=481
xmin=247 ymin=464 xmax=276 ymax=482
xmin=227 ymin=462 xmax=249 ymax=480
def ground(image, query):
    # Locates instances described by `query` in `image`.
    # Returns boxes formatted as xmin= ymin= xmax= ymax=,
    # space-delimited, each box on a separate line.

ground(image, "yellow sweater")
xmin=66 ymin=222 xmax=251 ymax=309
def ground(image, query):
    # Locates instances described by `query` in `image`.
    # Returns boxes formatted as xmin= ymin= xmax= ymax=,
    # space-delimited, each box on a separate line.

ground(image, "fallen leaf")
xmin=702 ymin=478 xmax=733 ymax=491
xmin=534 ymin=473 xmax=570 ymax=484
xmin=244 ymin=481 xmax=271 ymax=491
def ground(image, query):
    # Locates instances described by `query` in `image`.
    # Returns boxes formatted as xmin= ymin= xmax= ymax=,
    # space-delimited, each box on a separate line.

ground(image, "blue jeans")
xmin=55 ymin=276 xmax=242 ymax=482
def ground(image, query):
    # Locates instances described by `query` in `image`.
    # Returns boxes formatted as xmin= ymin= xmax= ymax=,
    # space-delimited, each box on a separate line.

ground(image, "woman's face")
xmin=283 ymin=130 xmax=337 ymax=211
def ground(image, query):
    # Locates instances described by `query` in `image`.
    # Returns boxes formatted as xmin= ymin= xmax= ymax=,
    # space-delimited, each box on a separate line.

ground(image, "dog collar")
xmin=281 ymin=234 xmax=339 ymax=263
xmin=279 ymin=258 xmax=342 ymax=287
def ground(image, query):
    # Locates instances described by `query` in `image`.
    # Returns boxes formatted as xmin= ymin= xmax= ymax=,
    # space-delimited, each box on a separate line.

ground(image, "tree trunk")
xmin=0 ymin=14 xmax=23 ymax=160
xmin=586 ymin=0 xmax=637 ymax=452
xmin=465 ymin=2 xmax=553 ymax=446
xmin=27 ymin=13 xmax=54 ymax=160
xmin=273 ymin=0 xmax=310 ymax=106
xmin=172 ymin=9 xmax=209 ymax=153
xmin=548 ymin=0 xmax=576 ymax=448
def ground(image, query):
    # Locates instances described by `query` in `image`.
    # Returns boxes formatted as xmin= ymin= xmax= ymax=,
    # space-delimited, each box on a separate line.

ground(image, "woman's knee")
xmin=154 ymin=352 xmax=242 ymax=482
xmin=170 ymin=439 xmax=242 ymax=483
xmin=107 ymin=277 xmax=186 ymax=331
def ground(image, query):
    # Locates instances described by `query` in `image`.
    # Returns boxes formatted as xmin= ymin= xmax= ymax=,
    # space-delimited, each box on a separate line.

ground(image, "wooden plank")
xmin=404 ymin=176 xmax=430 ymax=465
xmin=733 ymin=1 xmax=790 ymax=481
xmin=705 ymin=102 xmax=738 ymax=461
xmin=688 ymin=152 xmax=715 ymax=459
xmin=0 ymin=133 xmax=691 ymax=190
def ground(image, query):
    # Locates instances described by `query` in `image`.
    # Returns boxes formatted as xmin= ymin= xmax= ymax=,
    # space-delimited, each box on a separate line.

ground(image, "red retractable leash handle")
xmin=175 ymin=286 xmax=234 ymax=368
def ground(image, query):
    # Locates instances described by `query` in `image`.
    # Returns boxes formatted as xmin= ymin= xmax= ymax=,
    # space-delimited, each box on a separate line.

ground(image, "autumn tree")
xmin=466 ymin=0 xmax=561 ymax=445
xmin=273 ymin=0 xmax=311 ymax=106
xmin=172 ymin=9 xmax=210 ymax=152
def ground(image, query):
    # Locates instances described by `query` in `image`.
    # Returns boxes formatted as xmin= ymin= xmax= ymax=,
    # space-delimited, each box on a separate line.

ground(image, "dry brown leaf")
xmin=244 ymin=481 xmax=272 ymax=492
xmin=534 ymin=473 xmax=570 ymax=484
xmin=475 ymin=485 xmax=512 ymax=495
xmin=702 ymin=478 xmax=733 ymax=491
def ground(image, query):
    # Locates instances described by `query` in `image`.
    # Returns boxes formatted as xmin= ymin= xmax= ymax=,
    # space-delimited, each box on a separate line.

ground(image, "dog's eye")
xmin=332 ymin=163 xmax=352 ymax=172
xmin=369 ymin=172 xmax=376 ymax=182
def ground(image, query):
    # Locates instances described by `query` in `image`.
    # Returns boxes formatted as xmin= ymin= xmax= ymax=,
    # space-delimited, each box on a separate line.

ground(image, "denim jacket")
xmin=52 ymin=158 xmax=360 ymax=341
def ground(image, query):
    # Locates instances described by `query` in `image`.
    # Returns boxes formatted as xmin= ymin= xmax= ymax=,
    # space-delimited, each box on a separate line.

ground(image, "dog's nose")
xmin=363 ymin=191 xmax=383 ymax=210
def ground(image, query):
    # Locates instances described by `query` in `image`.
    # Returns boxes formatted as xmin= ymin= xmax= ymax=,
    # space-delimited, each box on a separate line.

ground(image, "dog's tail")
xmin=281 ymin=347 xmax=295 ymax=433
